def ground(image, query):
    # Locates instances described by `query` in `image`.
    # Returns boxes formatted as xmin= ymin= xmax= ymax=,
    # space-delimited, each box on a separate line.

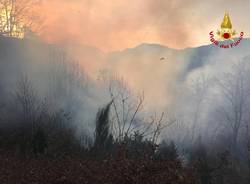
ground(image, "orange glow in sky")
xmin=36 ymin=0 xmax=249 ymax=52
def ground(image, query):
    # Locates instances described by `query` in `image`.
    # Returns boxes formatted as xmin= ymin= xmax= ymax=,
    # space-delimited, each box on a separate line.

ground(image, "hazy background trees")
xmin=215 ymin=60 xmax=250 ymax=156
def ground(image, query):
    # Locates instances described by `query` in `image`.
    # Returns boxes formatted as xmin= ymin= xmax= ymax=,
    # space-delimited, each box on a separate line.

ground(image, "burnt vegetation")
xmin=0 ymin=38 xmax=250 ymax=184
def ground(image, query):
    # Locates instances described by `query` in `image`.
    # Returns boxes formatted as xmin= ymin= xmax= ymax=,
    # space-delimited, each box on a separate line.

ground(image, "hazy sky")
xmin=37 ymin=0 xmax=249 ymax=51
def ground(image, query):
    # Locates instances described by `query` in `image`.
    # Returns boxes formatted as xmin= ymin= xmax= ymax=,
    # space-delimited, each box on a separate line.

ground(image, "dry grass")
xmin=0 ymin=152 xmax=198 ymax=184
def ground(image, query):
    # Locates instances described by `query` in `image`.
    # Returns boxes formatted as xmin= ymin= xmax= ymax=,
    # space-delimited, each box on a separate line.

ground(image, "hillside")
xmin=0 ymin=37 xmax=250 ymax=184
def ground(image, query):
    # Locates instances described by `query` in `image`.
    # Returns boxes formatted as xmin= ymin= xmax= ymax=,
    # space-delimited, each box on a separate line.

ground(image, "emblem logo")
xmin=209 ymin=12 xmax=244 ymax=48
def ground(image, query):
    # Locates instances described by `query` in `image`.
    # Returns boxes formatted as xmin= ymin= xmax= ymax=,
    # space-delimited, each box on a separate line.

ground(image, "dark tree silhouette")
xmin=94 ymin=100 xmax=114 ymax=152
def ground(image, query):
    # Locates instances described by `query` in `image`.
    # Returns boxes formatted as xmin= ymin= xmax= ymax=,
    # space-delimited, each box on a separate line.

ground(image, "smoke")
xmin=1 ymin=0 xmax=250 ymax=148
xmin=29 ymin=0 xmax=250 ymax=107
xmin=34 ymin=0 xmax=249 ymax=52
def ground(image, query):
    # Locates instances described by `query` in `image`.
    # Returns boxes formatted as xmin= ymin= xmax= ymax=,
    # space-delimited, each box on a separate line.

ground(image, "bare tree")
xmin=189 ymin=75 xmax=211 ymax=142
xmin=12 ymin=75 xmax=48 ymax=153
xmin=47 ymin=49 xmax=88 ymax=111
xmin=0 ymin=0 xmax=40 ymax=38
xmin=107 ymin=76 xmax=144 ymax=141
xmin=15 ymin=75 xmax=41 ymax=134
xmin=216 ymin=60 xmax=250 ymax=154
xmin=141 ymin=112 xmax=176 ymax=144
xmin=99 ymin=74 xmax=175 ymax=144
